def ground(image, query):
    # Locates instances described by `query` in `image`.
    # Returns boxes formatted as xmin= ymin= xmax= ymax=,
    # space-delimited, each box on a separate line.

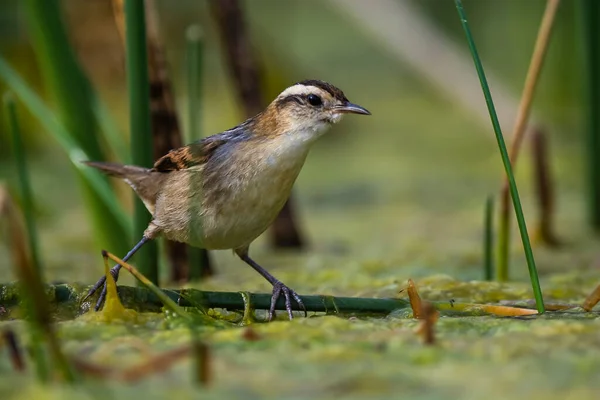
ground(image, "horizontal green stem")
xmin=2 ymin=283 xmax=411 ymax=315
xmin=0 ymin=283 xmax=541 ymax=318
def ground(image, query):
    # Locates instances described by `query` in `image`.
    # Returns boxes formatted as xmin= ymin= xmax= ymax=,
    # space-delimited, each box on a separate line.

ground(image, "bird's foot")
xmin=81 ymin=266 xmax=121 ymax=311
xmin=268 ymin=281 xmax=307 ymax=321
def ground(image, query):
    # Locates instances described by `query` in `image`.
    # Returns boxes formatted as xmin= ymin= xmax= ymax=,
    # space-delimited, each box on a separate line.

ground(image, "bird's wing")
xmin=152 ymin=136 xmax=228 ymax=172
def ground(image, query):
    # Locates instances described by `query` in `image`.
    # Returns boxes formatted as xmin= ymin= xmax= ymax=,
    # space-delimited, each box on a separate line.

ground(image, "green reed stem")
xmin=454 ymin=0 xmax=544 ymax=313
xmin=496 ymin=202 xmax=510 ymax=282
xmin=186 ymin=24 xmax=203 ymax=143
xmin=185 ymin=24 xmax=208 ymax=281
xmin=125 ymin=0 xmax=158 ymax=284
xmin=23 ymin=0 xmax=130 ymax=257
xmin=2 ymin=282 xmax=542 ymax=318
xmin=70 ymin=283 xmax=413 ymax=314
xmin=0 ymin=190 xmax=75 ymax=382
xmin=583 ymin=0 xmax=600 ymax=232
xmin=4 ymin=94 xmax=43 ymax=277
xmin=2 ymin=101 xmax=49 ymax=382
xmin=28 ymin=330 xmax=49 ymax=381
xmin=484 ymin=195 xmax=494 ymax=281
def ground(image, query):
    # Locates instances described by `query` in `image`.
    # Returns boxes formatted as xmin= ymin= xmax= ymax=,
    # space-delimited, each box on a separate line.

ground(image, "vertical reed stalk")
xmin=454 ymin=0 xmax=545 ymax=313
xmin=496 ymin=0 xmax=560 ymax=280
xmin=531 ymin=127 xmax=560 ymax=246
xmin=583 ymin=0 xmax=600 ymax=232
xmin=0 ymin=187 xmax=75 ymax=382
xmin=484 ymin=195 xmax=494 ymax=281
xmin=186 ymin=25 xmax=203 ymax=143
xmin=193 ymin=341 xmax=210 ymax=386
xmin=5 ymin=94 xmax=43 ymax=277
xmin=185 ymin=24 xmax=213 ymax=280
xmin=2 ymin=101 xmax=49 ymax=382
xmin=125 ymin=0 xmax=159 ymax=284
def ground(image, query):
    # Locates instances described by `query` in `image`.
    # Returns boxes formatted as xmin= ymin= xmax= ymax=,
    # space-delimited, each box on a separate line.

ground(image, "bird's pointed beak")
xmin=333 ymin=102 xmax=371 ymax=115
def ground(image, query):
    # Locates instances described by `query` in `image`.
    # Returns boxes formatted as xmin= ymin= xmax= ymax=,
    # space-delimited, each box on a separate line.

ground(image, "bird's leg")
xmin=236 ymin=248 xmax=307 ymax=321
xmin=82 ymin=236 xmax=150 ymax=311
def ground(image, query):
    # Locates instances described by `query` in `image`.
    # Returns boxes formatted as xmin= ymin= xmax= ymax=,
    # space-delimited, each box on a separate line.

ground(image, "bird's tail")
xmin=83 ymin=161 xmax=159 ymax=213
xmin=83 ymin=161 xmax=150 ymax=179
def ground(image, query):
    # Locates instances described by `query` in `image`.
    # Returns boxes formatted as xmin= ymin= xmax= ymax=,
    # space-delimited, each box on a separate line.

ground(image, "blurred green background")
xmin=4 ymin=1 xmax=600 ymax=398
xmin=0 ymin=0 xmax=595 ymax=288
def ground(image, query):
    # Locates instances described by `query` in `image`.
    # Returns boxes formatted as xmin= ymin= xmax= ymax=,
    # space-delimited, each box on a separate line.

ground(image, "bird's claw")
xmin=81 ymin=266 xmax=120 ymax=311
xmin=268 ymin=282 xmax=307 ymax=321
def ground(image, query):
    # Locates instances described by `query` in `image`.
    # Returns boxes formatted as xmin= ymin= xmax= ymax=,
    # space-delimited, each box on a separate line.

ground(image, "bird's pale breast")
xmin=153 ymin=136 xmax=311 ymax=251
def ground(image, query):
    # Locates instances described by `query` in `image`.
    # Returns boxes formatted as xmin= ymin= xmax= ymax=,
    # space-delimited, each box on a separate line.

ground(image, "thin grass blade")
xmin=4 ymin=94 xmax=43 ymax=277
xmin=0 ymin=187 xmax=75 ymax=382
xmin=0 ymin=58 xmax=132 ymax=239
xmin=454 ymin=0 xmax=545 ymax=313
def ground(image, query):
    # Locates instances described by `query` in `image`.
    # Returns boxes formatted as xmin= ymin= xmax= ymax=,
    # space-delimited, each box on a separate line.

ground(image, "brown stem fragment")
xmin=71 ymin=345 xmax=191 ymax=382
xmin=3 ymin=330 xmax=26 ymax=372
xmin=582 ymin=283 xmax=600 ymax=311
xmin=531 ymin=127 xmax=561 ymax=247
xmin=416 ymin=302 xmax=439 ymax=345
xmin=407 ymin=279 xmax=423 ymax=319
xmin=194 ymin=341 xmax=211 ymax=386
xmin=121 ymin=345 xmax=191 ymax=382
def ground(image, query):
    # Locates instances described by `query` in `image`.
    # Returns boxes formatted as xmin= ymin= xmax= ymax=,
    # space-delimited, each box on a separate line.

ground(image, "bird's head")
xmin=254 ymin=80 xmax=370 ymax=143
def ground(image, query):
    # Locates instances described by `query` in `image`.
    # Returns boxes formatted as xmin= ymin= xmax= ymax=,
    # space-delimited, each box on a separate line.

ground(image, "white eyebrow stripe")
xmin=277 ymin=85 xmax=321 ymax=99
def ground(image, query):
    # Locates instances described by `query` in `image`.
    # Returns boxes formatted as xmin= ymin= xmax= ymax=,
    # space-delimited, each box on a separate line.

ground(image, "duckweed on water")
xmin=1 ymin=272 xmax=600 ymax=399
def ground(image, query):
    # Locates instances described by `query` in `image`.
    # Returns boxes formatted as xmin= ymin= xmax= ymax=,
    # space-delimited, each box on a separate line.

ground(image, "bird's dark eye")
xmin=307 ymin=94 xmax=322 ymax=107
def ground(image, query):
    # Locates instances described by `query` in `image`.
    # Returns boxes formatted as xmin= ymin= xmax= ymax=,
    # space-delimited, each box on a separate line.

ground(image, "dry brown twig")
xmin=194 ymin=341 xmax=211 ymax=386
xmin=71 ymin=344 xmax=192 ymax=382
xmin=406 ymin=279 xmax=438 ymax=345
xmin=416 ymin=302 xmax=439 ymax=345
xmin=406 ymin=279 xmax=423 ymax=319
xmin=582 ymin=284 xmax=600 ymax=312
xmin=2 ymin=330 xmax=26 ymax=372
xmin=531 ymin=127 xmax=561 ymax=246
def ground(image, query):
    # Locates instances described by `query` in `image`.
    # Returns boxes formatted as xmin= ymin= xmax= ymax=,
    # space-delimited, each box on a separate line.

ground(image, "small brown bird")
xmin=83 ymin=79 xmax=370 ymax=320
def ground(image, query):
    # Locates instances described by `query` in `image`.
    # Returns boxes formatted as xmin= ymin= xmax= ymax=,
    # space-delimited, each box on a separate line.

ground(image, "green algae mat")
xmin=2 ymin=269 xmax=600 ymax=400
